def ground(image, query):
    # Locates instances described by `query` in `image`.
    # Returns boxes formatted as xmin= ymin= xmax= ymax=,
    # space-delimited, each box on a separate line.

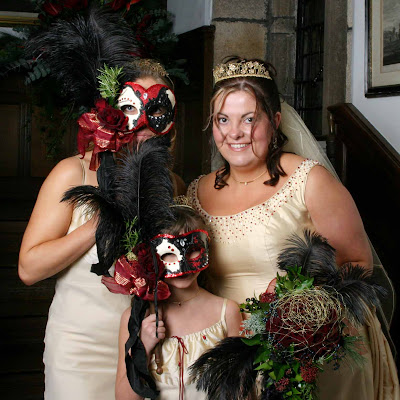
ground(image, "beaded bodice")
xmin=186 ymin=159 xmax=319 ymax=303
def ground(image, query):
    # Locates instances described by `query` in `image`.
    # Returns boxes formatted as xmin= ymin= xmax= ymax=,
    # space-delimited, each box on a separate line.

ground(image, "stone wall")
xmin=211 ymin=0 xmax=297 ymax=105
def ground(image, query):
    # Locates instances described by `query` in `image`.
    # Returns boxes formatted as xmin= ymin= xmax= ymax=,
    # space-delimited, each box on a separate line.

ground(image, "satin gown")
xmin=187 ymin=159 xmax=399 ymax=400
xmin=43 ymin=160 xmax=131 ymax=400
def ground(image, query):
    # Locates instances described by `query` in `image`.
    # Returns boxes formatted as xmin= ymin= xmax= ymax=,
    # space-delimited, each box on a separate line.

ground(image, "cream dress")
xmin=43 ymin=159 xmax=131 ymax=400
xmin=187 ymin=159 xmax=399 ymax=400
xmin=147 ymin=298 xmax=229 ymax=400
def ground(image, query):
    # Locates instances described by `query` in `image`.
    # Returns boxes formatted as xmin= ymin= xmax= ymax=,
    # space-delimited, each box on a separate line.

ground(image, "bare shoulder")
xmin=280 ymin=153 xmax=306 ymax=176
xmin=226 ymin=299 xmax=241 ymax=317
xmin=43 ymin=156 xmax=85 ymax=191
xmin=196 ymin=171 xmax=217 ymax=196
xmin=198 ymin=171 xmax=216 ymax=189
xmin=306 ymin=164 xmax=347 ymax=200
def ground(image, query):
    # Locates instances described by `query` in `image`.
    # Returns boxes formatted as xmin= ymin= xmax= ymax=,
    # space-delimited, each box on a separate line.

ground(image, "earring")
xmin=272 ymin=137 xmax=278 ymax=150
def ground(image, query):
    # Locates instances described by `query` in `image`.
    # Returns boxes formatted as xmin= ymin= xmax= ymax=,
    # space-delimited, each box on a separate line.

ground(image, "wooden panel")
xmin=0 ymin=268 xmax=55 ymax=317
xmin=0 ymin=105 xmax=20 ymax=176
xmin=328 ymin=103 xmax=400 ymax=362
xmin=174 ymin=26 xmax=215 ymax=184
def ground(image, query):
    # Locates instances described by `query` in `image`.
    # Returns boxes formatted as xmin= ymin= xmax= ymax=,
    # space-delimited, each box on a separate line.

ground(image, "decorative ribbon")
xmin=77 ymin=112 xmax=137 ymax=170
xmin=101 ymin=254 xmax=170 ymax=300
xmin=125 ymin=297 xmax=159 ymax=399
xmin=171 ymin=336 xmax=189 ymax=400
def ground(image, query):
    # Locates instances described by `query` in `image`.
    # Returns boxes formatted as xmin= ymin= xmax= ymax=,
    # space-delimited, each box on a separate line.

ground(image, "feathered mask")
xmin=25 ymin=6 xmax=177 ymax=170
xmin=190 ymin=230 xmax=386 ymax=400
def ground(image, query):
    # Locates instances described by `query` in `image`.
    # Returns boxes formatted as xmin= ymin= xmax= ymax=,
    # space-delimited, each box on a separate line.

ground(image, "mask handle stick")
xmin=149 ymin=302 xmax=163 ymax=374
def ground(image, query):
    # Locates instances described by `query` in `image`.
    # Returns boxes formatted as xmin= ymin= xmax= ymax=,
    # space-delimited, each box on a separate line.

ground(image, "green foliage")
xmin=122 ymin=217 xmax=140 ymax=255
xmin=275 ymin=265 xmax=314 ymax=297
xmin=25 ymin=59 xmax=51 ymax=84
xmin=97 ymin=64 xmax=123 ymax=107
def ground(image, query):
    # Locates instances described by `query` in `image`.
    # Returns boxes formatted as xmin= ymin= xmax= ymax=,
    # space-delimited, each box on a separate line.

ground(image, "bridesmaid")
xmin=19 ymin=57 xmax=184 ymax=400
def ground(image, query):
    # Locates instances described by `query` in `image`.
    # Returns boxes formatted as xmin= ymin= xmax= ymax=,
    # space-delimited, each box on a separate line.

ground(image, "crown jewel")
xmin=213 ymin=60 xmax=272 ymax=83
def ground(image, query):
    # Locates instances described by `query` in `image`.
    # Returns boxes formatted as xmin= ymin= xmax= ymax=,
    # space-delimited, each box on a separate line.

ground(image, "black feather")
xmin=62 ymin=184 xmax=124 ymax=276
xmin=114 ymin=135 xmax=175 ymax=242
xmin=189 ymin=337 xmax=259 ymax=400
xmin=278 ymin=230 xmax=386 ymax=326
xmin=331 ymin=263 xmax=387 ymax=325
xmin=277 ymin=229 xmax=338 ymax=285
xmin=24 ymin=5 xmax=140 ymax=108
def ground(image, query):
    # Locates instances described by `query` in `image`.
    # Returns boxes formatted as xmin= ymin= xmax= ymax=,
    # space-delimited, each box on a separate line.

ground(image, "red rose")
xmin=108 ymin=0 xmax=127 ymax=10
xmin=42 ymin=1 xmax=63 ymax=16
xmin=95 ymin=99 xmax=128 ymax=131
xmin=62 ymin=0 xmax=88 ymax=10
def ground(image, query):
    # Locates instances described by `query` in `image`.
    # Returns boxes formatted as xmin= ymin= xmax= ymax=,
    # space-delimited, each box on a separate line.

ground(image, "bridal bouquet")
xmin=190 ymin=230 xmax=384 ymax=400
xmin=239 ymin=265 xmax=360 ymax=399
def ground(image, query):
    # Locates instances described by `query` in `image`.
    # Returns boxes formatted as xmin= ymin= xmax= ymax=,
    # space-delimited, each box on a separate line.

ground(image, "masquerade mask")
xmin=117 ymin=83 xmax=176 ymax=134
xmin=151 ymin=230 xmax=209 ymax=278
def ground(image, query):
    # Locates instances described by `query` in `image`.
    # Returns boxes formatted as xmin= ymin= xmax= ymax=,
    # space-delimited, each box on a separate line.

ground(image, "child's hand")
xmin=140 ymin=311 xmax=166 ymax=357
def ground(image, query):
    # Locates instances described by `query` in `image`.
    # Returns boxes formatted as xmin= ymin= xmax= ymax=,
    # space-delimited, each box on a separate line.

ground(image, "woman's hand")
xmin=140 ymin=310 xmax=166 ymax=359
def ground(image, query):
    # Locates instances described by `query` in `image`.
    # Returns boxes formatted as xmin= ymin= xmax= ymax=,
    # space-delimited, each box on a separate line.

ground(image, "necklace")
xmin=169 ymin=288 xmax=201 ymax=306
xmin=230 ymin=169 xmax=268 ymax=186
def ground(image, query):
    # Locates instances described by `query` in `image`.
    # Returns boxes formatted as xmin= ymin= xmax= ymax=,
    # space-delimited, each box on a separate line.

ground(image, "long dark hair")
xmin=211 ymin=58 xmax=288 ymax=189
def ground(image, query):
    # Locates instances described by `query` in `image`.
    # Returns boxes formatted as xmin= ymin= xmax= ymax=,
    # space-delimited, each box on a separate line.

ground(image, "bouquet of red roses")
xmin=190 ymin=230 xmax=385 ymax=400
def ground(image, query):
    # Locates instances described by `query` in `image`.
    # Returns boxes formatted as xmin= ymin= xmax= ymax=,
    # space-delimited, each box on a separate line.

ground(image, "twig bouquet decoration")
xmin=190 ymin=230 xmax=385 ymax=400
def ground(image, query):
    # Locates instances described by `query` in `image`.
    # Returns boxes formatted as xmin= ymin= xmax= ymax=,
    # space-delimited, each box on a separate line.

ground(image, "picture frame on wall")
xmin=366 ymin=0 xmax=400 ymax=97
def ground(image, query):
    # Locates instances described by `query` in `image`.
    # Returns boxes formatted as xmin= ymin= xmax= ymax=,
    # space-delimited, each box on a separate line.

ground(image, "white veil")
xmin=280 ymin=101 xmax=395 ymax=346
xmin=281 ymin=101 xmax=338 ymax=177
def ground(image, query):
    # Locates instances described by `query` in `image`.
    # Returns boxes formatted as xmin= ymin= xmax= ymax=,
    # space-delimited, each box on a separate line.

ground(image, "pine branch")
xmin=97 ymin=64 xmax=123 ymax=106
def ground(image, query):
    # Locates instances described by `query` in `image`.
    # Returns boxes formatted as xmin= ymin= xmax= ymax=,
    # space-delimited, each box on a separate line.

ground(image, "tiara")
xmin=132 ymin=58 xmax=169 ymax=78
xmin=213 ymin=60 xmax=272 ymax=83
xmin=171 ymin=195 xmax=194 ymax=210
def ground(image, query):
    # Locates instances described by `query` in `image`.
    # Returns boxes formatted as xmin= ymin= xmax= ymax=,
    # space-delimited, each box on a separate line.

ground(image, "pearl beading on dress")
xmin=187 ymin=159 xmax=319 ymax=244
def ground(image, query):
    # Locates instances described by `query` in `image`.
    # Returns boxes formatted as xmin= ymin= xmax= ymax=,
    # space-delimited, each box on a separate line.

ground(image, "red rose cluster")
xmin=42 ymin=0 xmax=88 ymax=16
xmin=102 ymin=243 xmax=170 ymax=301
xmin=265 ymin=303 xmax=341 ymax=359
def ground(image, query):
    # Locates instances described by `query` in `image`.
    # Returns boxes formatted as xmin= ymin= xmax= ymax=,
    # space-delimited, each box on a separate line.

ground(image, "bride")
xmin=187 ymin=57 xmax=399 ymax=399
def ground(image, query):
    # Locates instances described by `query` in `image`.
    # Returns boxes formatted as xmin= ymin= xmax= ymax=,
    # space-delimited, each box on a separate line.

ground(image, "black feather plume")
xmin=114 ymin=135 xmax=175 ymax=242
xmin=332 ymin=263 xmax=387 ymax=325
xmin=24 ymin=5 xmax=139 ymax=108
xmin=277 ymin=229 xmax=338 ymax=285
xmin=62 ymin=182 xmax=124 ymax=276
xmin=189 ymin=337 xmax=259 ymax=400
xmin=278 ymin=230 xmax=386 ymax=326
